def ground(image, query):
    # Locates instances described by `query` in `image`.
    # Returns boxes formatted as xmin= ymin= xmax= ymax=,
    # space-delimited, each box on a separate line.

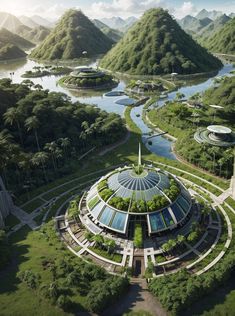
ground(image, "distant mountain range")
xmin=100 ymin=16 xmax=138 ymax=31
xmin=200 ymin=18 xmax=235 ymax=54
xmin=0 ymin=28 xmax=34 ymax=50
xmin=92 ymin=19 xmax=123 ymax=42
xmin=0 ymin=8 xmax=233 ymax=62
xmin=195 ymin=9 xmax=224 ymax=20
xmin=178 ymin=10 xmax=234 ymax=54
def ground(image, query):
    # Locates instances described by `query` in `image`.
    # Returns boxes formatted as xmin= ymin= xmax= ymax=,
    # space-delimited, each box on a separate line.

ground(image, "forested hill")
xmin=200 ymin=18 xmax=235 ymax=54
xmin=0 ymin=28 xmax=34 ymax=50
xmin=0 ymin=79 xmax=126 ymax=195
xmin=30 ymin=10 xmax=114 ymax=60
xmin=100 ymin=8 xmax=222 ymax=75
xmin=0 ymin=44 xmax=26 ymax=61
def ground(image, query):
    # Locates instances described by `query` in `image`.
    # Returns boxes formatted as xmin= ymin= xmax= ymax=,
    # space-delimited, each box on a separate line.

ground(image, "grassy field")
xmin=1 ymin=104 xmax=234 ymax=316
xmin=0 ymin=226 xmax=72 ymax=316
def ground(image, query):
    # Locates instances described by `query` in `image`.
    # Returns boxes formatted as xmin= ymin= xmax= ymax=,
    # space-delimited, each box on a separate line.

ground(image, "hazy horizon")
xmin=0 ymin=0 xmax=234 ymax=21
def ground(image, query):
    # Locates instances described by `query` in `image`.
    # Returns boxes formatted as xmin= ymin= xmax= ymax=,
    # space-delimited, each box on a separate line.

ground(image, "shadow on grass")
xmin=0 ymin=225 xmax=30 ymax=294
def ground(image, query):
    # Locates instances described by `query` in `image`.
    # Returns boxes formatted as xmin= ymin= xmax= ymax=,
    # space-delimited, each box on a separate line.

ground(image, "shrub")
xmin=134 ymin=224 xmax=143 ymax=248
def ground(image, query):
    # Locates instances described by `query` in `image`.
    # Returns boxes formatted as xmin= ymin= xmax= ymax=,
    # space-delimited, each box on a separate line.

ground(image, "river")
xmin=0 ymin=59 xmax=233 ymax=160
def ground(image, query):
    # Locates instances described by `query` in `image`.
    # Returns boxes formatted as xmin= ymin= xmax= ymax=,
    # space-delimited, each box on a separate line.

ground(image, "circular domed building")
xmin=79 ymin=146 xmax=192 ymax=238
xmin=194 ymin=125 xmax=235 ymax=147
xmin=60 ymin=66 xmax=118 ymax=90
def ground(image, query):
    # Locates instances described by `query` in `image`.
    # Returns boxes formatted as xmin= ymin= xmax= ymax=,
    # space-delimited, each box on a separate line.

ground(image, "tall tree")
xmin=25 ymin=116 xmax=41 ymax=151
xmin=4 ymin=107 xmax=24 ymax=145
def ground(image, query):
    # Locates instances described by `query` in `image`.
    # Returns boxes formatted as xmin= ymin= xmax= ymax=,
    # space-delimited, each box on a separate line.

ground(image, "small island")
xmin=59 ymin=66 xmax=118 ymax=90
xmin=21 ymin=65 xmax=72 ymax=78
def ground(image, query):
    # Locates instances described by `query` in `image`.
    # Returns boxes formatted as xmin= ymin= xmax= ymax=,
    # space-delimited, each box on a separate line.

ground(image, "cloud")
xmin=174 ymin=1 xmax=197 ymax=19
xmin=85 ymin=0 xmax=168 ymax=19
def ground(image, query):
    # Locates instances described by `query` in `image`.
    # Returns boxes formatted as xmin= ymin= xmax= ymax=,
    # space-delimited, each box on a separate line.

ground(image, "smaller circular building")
xmin=60 ymin=66 xmax=118 ymax=90
xmin=194 ymin=125 xmax=235 ymax=147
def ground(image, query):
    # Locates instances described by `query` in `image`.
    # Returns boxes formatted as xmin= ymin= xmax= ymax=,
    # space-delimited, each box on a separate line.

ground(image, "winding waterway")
xmin=0 ymin=59 xmax=233 ymax=160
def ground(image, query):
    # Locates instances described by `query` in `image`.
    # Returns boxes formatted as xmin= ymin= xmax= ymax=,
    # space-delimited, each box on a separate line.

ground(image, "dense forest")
xmin=30 ymin=10 xmax=114 ymax=60
xmin=148 ymin=76 xmax=235 ymax=177
xmin=0 ymin=78 xmax=126 ymax=196
xmin=100 ymin=8 xmax=222 ymax=75
xmin=199 ymin=18 xmax=235 ymax=54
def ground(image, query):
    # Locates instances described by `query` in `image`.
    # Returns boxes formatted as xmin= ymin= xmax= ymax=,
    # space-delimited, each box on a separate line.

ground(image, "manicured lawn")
xmin=0 ymin=226 xmax=71 ymax=316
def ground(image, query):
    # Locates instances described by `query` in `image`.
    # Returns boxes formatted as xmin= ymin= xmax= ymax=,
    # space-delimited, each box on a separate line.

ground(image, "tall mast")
xmin=138 ymin=143 xmax=142 ymax=166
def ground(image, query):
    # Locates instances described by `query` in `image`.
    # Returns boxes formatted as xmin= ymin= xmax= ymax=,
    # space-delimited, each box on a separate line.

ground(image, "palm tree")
xmin=0 ymin=130 xmax=13 ymax=186
xmin=208 ymin=146 xmax=218 ymax=173
xmin=34 ymin=84 xmax=43 ymax=91
xmin=31 ymin=151 xmax=48 ymax=182
xmin=25 ymin=116 xmax=40 ymax=151
xmin=59 ymin=137 xmax=70 ymax=159
xmin=4 ymin=107 xmax=24 ymax=145
xmin=44 ymin=142 xmax=58 ymax=171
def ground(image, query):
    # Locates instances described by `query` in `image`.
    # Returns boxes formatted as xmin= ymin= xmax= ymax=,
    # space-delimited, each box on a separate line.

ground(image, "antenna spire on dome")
xmin=138 ymin=143 xmax=142 ymax=166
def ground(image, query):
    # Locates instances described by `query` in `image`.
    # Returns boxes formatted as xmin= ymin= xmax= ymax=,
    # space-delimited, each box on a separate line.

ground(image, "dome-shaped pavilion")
xmin=79 ymin=145 xmax=192 ymax=236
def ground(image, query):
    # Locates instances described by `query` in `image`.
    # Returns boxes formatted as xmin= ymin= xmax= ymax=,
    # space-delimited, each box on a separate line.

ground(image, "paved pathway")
xmin=102 ymin=279 xmax=167 ymax=316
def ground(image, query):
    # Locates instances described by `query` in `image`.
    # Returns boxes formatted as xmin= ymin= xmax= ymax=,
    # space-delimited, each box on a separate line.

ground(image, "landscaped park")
xmin=0 ymin=6 xmax=235 ymax=316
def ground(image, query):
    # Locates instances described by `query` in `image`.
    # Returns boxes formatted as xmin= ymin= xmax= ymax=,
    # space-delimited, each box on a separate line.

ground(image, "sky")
xmin=1 ymin=0 xmax=235 ymax=20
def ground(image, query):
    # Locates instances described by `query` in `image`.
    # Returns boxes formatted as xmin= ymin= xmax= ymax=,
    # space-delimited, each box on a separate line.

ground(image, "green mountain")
xmin=17 ymin=25 xmax=51 ymax=44
xmin=100 ymin=8 xmax=222 ymax=75
xmin=200 ymin=18 xmax=235 ymax=54
xmin=196 ymin=14 xmax=231 ymax=41
xmin=179 ymin=15 xmax=212 ymax=33
xmin=30 ymin=10 xmax=114 ymax=60
xmin=196 ymin=9 xmax=223 ymax=20
xmin=0 ymin=28 xmax=34 ymax=50
xmin=92 ymin=19 xmax=122 ymax=42
xmin=0 ymin=44 xmax=26 ymax=60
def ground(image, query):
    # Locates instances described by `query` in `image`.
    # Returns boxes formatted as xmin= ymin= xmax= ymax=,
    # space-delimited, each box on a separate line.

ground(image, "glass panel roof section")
xmin=143 ymin=187 xmax=163 ymax=201
xmin=107 ymin=172 xmax=120 ymax=191
xmin=90 ymin=200 xmax=105 ymax=219
xmin=176 ymin=196 xmax=190 ymax=214
xmin=87 ymin=187 xmax=97 ymax=201
xmin=181 ymin=188 xmax=191 ymax=202
xmin=99 ymin=206 xmax=115 ymax=226
xmin=110 ymin=212 xmax=127 ymax=232
xmin=170 ymin=203 xmax=185 ymax=222
xmin=105 ymin=168 xmax=173 ymax=202
xmin=162 ymin=208 xmax=174 ymax=227
xmin=149 ymin=212 xmax=166 ymax=232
